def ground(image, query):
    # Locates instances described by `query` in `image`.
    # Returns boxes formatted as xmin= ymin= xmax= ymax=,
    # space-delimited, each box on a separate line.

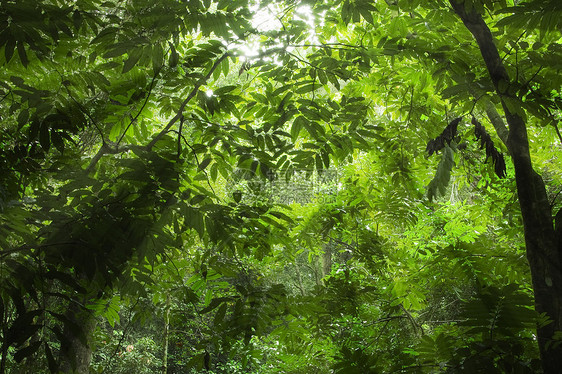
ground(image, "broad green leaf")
xmin=122 ymin=48 xmax=143 ymax=73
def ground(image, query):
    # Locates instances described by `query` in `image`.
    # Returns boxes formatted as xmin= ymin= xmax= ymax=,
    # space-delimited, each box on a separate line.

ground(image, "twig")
xmin=289 ymin=42 xmax=367 ymax=51
xmin=101 ymin=296 xmax=141 ymax=374
xmin=400 ymin=304 xmax=423 ymax=336
xmin=64 ymin=84 xmax=106 ymax=143
xmin=85 ymin=142 xmax=134 ymax=174
xmin=0 ymin=89 xmax=11 ymax=104
xmin=85 ymin=52 xmax=229 ymax=173
xmin=117 ymin=66 xmax=162 ymax=146
xmin=552 ymin=119 xmax=562 ymax=146
xmin=391 ymin=363 xmax=451 ymax=373
xmin=500 ymin=31 xmax=525 ymax=63
xmin=175 ymin=130 xmax=217 ymax=196
xmin=176 ymin=115 xmax=184 ymax=159
xmin=146 ymin=52 xmax=229 ymax=151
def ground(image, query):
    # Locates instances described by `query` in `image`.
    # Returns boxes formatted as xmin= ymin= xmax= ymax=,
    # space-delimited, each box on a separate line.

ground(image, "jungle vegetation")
xmin=1 ymin=0 xmax=562 ymax=373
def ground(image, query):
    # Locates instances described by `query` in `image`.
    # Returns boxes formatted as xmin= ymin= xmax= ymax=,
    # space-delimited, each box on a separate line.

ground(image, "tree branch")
xmin=483 ymin=99 xmax=509 ymax=147
xmin=146 ymin=52 xmax=229 ymax=151
xmin=85 ymin=142 xmax=134 ymax=174
xmin=117 ymin=66 xmax=162 ymax=146
xmin=84 ymin=52 xmax=229 ymax=173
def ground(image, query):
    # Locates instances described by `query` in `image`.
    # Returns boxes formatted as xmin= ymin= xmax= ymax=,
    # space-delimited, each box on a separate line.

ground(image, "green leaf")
xmin=14 ymin=341 xmax=42 ymax=363
xmin=296 ymin=83 xmax=318 ymax=94
xmin=169 ymin=42 xmax=179 ymax=67
xmin=90 ymin=26 xmax=118 ymax=44
xmin=198 ymin=157 xmax=212 ymax=171
xmin=269 ymin=210 xmax=293 ymax=223
xmin=39 ymin=124 xmax=51 ymax=152
xmin=152 ymin=43 xmax=164 ymax=70
xmin=17 ymin=109 xmax=29 ymax=128
xmin=427 ymin=145 xmax=455 ymax=202
xmin=5 ymin=37 xmax=16 ymax=63
xmin=51 ymin=131 xmax=65 ymax=153
xmin=214 ymin=303 xmax=227 ymax=326
xmin=342 ymin=0 xmax=352 ymax=24
xmin=441 ymin=84 xmax=467 ymax=99
xmin=184 ymin=206 xmax=205 ymax=238
xmin=104 ymin=43 xmax=132 ymax=58
xmin=291 ymin=116 xmax=305 ymax=141
xmin=122 ymin=48 xmax=143 ymax=73
xmin=358 ymin=4 xmax=374 ymax=24
xmin=233 ymin=190 xmax=242 ymax=203
xmin=45 ymin=344 xmax=58 ymax=373
xmin=321 ymin=148 xmax=330 ymax=168
xmin=200 ymin=297 xmax=231 ymax=314
xmin=109 ymin=123 xmax=121 ymax=142
xmin=17 ymin=41 xmax=28 ymax=67
xmin=6 ymin=310 xmax=42 ymax=346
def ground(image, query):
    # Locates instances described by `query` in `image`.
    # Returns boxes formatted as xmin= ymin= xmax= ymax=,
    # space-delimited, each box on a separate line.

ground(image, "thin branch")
xmin=391 ymin=363 xmax=451 ymax=373
xmin=176 ymin=115 xmax=184 ymax=160
xmin=550 ymin=187 xmax=562 ymax=209
xmin=363 ymin=315 xmax=396 ymax=349
xmin=401 ymin=304 xmax=423 ymax=336
xmin=85 ymin=142 xmax=134 ymax=174
xmin=146 ymin=52 xmax=230 ymax=151
xmin=289 ymin=42 xmax=367 ymax=51
xmin=552 ymin=118 xmax=562 ymax=146
xmin=101 ymin=296 xmax=141 ymax=374
xmin=405 ymin=85 xmax=415 ymax=124
xmin=85 ymin=52 xmax=228 ymax=173
xmin=0 ymin=89 xmax=11 ymax=104
xmin=327 ymin=235 xmax=356 ymax=250
xmin=285 ymin=50 xmax=320 ymax=70
xmin=160 ymin=251 xmax=207 ymax=338
xmin=500 ymin=31 xmax=525 ymax=64
xmin=0 ymin=241 xmax=83 ymax=259
xmin=468 ymin=93 xmax=485 ymax=115
xmin=175 ymin=130 xmax=217 ymax=196
xmin=64 ymin=84 xmax=106 ymax=143
xmin=117 ymin=66 xmax=162 ymax=146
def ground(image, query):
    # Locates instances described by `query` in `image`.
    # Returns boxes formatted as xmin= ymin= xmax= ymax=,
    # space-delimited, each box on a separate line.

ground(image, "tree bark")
xmin=59 ymin=301 xmax=96 ymax=374
xmin=0 ymin=300 xmax=7 ymax=374
xmin=449 ymin=1 xmax=562 ymax=372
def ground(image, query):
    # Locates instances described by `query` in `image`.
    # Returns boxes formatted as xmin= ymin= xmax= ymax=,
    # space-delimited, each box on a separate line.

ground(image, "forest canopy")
xmin=1 ymin=0 xmax=562 ymax=373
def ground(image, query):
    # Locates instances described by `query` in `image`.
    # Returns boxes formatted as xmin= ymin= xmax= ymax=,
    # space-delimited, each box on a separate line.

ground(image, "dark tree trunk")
xmin=449 ymin=1 xmax=562 ymax=372
xmin=59 ymin=301 xmax=96 ymax=374
xmin=0 ymin=300 xmax=7 ymax=374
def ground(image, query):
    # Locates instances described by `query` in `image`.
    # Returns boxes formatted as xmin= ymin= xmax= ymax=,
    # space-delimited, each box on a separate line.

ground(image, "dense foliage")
xmin=1 ymin=0 xmax=562 ymax=373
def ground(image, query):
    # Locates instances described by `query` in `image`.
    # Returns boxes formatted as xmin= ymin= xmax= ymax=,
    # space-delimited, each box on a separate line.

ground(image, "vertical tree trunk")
xmin=162 ymin=294 xmax=170 ymax=374
xmin=449 ymin=2 xmax=562 ymax=372
xmin=0 ymin=300 xmax=7 ymax=374
xmin=322 ymin=240 xmax=333 ymax=280
xmin=294 ymin=262 xmax=306 ymax=296
xmin=59 ymin=301 xmax=96 ymax=374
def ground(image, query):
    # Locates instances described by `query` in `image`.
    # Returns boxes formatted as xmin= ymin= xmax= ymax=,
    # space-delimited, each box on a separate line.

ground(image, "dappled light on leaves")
xmin=1 ymin=0 xmax=562 ymax=373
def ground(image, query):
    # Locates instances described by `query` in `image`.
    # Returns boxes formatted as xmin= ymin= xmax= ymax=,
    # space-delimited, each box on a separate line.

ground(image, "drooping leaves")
xmin=427 ymin=144 xmax=455 ymax=202
xmin=426 ymin=117 xmax=461 ymax=156
xmin=472 ymin=116 xmax=507 ymax=178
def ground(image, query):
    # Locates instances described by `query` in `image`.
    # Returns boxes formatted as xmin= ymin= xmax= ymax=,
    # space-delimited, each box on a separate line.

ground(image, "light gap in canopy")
xmin=233 ymin=1 xmax=324 ymax=60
